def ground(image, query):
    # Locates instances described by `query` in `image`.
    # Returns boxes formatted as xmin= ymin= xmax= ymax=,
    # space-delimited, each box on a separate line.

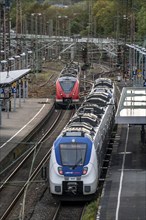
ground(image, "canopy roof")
xmin=115 ymin=87 xmax=146 ymax=124
xmin=0 ymin=69 xmax=31 ymax=86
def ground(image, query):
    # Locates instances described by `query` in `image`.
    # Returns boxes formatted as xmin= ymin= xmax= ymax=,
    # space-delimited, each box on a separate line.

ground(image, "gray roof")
xmin=0 ymin=69 xmax=31 ymax=86
xmin=115 ymin=87 xmax=146 ymax=124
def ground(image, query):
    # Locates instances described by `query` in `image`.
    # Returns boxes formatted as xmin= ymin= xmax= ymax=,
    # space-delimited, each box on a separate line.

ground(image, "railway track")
xmin=0 ymin=109 xmax=74 ymax=220
xmin=80 ymin=63 xmax=112 ymax=98
xmin=0 ymin=63 xmax=118 ymax=220
xmin=52 ymin=202 xmax=85 ymax=220
xmin=49 ymin=126 xmax=118 ymax=220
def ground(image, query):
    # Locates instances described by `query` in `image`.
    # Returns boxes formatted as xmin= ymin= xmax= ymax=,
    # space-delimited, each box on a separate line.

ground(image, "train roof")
xmin=84 ymin=97 xmax=107 ymax=107
xmin=60 ymin=68 xmax=78 ymax=76
xmin=58 ymin=77 xmax=114 ymax=140
xmin=78 ymin=104 xmax=105 ymax=115
xmin=62 ymin=127 xmax=95 ymax=138
xmin=92 ymin=87 xmax=113 ymax=94
xmin=94 ymin=78 xmax=113 ymax=89
xmin=87 ymin=92 xmax=110 ymax=102
xmin=68 ymin=122 xmax=95 ymax=132
xmin=94 ymin=82 xmax=113 ymax=89
xmin=65 ymin=61 xmax=80 ymax=69
xmin=92 ymin=87 xmax=110 ymax=92
xmin=95 ymin=78 xmax=112 ymax=84
xmin=70 ymin=113 xmax=101 ymax=127
xmin=58 ymin=61 xmax=80 ymax=81
xmin=58 ymin=75 xmax=77 ymax=81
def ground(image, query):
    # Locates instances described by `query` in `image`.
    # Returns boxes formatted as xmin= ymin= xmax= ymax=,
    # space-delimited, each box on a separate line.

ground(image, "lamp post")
xmin=31 ymin=13 xmax=42 ymax=74
xmin=57 ymin=15 xmax=68 ymax=37
xmin=47 ymin=19 xmax=53 ymax=36
xmin=6 ymin=59 xmax=10 ymax=78
xmin=122 ymin=14 xmax=128 ymax=77
xmin=20 ymin=52 xmax=26 ymax=68
xmin=31 ymin=13 xmax=42 ymax=36
xmin=0 ymin=50 xmax=5 ymax=61
xmin=57 ymin=15 xmax=69 ymax=58
xmin=27 ymin=50 xmax=32 ymax=68
xmin=14 ymin=55 xmax=20 ymax=69
xmin=8 ymin=57 xmax=15 ymax=70
xmin=143 ymin=51 xmax=146 ymax=80
xmin=0 ymin=59 xmax=7 ymax=71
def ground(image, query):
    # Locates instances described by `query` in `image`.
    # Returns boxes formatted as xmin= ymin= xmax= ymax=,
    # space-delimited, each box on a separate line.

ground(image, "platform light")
xmin=20 ymin=53 xmax=26 ymax=57
xmin=14 ymin=55 xmax=20 ymax=59
xmin=0 ymin=60 xmax=7 ymax=71
xmin=0 ymin=60 xmax=7 ymax=64
xmin=27 ymin=50 xmax=32 ymax=54
xmin=8 ymin=57 xmax=15 ymax=61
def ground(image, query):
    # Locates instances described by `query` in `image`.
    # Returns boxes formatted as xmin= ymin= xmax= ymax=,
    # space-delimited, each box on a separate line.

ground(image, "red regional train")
xmin=55 ymin=62 xmax=80 ymax=109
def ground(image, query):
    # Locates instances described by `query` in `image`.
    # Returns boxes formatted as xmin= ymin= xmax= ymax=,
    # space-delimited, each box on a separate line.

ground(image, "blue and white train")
xmin=49 ymin=78 xmax=116 ymax=200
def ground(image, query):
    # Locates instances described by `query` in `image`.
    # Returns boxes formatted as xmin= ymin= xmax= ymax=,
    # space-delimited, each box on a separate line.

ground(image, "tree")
xmin=93 ymin=0 xmax=117 ymax=37
xmin=137 ymin=6 xmax=146 ymax=40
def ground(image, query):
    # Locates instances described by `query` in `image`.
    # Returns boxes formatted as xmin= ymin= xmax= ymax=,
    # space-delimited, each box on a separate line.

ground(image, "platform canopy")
xmin=115 ymin=87 xmax=146 ymax=124
xmin=0 ymin=69 xmax=31 ymax=86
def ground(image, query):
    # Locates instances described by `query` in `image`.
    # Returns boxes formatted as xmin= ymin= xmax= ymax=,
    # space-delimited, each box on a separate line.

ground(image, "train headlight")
xmin=82 ymin=167 xmax=88 ymax=175
xmin=58 ymin=167 xmax=63 ymax=175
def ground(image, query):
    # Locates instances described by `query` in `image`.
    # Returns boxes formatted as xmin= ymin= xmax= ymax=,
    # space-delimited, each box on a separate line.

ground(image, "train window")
xmin=60 ymin=81 xmax=75 ymax=93
xmin=60 ymin=144 xmax=86 ymax=167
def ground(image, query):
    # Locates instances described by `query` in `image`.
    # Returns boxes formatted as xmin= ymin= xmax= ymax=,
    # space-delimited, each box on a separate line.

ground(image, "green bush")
xmin=82 ymin=200 xmax=98 ymax=220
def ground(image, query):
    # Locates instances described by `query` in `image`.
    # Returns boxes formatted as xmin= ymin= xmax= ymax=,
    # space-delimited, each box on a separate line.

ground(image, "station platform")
xmin=0 ymin=98 xmax=54 ymax=164
xmin=97 ymin=124 xmax=146 ymax=220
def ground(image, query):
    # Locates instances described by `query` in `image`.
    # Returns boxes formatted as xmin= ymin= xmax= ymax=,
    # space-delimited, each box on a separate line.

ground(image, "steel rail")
xmin=0 ymin=110 xmax=66 ymax=220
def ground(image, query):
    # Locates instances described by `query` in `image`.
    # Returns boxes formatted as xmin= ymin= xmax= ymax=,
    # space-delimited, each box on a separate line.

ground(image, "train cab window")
xmin=60 ymin=81 xmax=75 ymax=93
xmin=60 ymin=144 xmax=86 ymax=167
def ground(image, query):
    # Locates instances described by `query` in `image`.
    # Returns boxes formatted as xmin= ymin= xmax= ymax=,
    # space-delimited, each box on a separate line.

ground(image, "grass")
xmin=82 ymin=199 xmax=99 ymax=220
xmin=29 ymin=61 xmax=64 ymax=82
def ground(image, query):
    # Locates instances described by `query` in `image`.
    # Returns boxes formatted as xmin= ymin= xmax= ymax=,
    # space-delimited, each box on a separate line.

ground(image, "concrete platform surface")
xmin=0 ymin=98 xmax=54 ymax=163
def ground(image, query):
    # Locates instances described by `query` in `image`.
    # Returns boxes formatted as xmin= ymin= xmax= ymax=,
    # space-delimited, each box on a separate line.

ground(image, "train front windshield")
xmin=60 ymin=144 xmax=86 ymax=166
xmin=60 ymin=81 xmax=76 ymax=93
